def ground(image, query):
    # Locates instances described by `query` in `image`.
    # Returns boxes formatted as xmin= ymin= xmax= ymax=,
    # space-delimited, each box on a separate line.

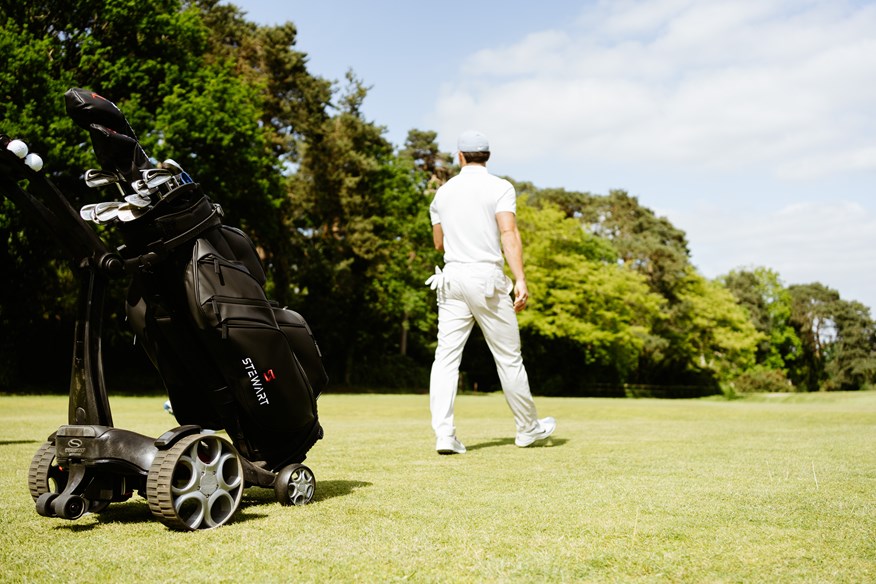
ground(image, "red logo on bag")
xmin=263 ymin=369 xmax=276 ymax=383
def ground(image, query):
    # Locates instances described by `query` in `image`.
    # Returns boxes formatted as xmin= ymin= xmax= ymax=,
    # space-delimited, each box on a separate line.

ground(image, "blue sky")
xmin=224 ymin=0 xmax=876 ymax=310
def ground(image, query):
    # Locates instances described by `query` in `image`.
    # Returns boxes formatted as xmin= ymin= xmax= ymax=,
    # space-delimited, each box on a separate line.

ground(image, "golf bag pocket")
xmin=213 ymin=226 xmax=266 ymax=286
xmin=186 ymin=238 xmax=317 ymax=438
xmin=275 ymin=307 xmax=329 ymax=398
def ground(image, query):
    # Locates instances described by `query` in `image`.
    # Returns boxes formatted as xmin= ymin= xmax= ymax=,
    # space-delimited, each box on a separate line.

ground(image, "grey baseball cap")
xmin=457 ymin=130 xmax=490 ymax=152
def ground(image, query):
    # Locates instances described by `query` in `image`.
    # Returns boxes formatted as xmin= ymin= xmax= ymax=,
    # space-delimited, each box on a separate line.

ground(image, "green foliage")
xmin=151 ymin=65 xmax=280 ymax=228
xmin=524 ymin=187 xmax=759 ymax=389
xmin=516 ymin=198 xmax=663 ymax=381
xmin=822 ymin=299 xmax=876 ymax=391
xmin=398 ymin=129 xmax=454 ymax=189
xmin=286 ymin=75 xmax=440 ymax=385
xmin=666 ymin=271 xmax=762 ymax=383
xmin=535 ymin=188 xmax=691 ymax=298
xmin=731 ymin=367 xmax=796 ymax=393
xmin=780 ymin=283 xmax=876 ymax=391
xmin=721 ymin=267 xmax=802 ymax=374
xmin=2 ymin=2 xmax=873 ymax=395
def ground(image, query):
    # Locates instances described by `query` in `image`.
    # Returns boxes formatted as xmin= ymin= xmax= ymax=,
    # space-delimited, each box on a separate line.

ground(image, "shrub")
xmin=732 ymin=368 xmax=795 ymax=393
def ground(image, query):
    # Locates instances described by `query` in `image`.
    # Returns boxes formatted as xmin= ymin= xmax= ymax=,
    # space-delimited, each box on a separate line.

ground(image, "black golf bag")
xmin=64 ymin=88 xmax=327 ymax=470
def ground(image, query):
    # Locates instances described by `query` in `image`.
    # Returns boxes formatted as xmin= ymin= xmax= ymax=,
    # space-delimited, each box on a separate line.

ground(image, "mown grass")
xmin=1 ymin=391 xmax=874 ymax=583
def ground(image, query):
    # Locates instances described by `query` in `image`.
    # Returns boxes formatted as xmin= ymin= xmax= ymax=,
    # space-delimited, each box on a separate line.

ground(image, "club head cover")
xmin=65 ymin=87 xmax=138 ymax=139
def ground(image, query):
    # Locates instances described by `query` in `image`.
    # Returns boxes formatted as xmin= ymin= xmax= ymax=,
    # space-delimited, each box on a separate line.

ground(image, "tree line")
xmin=1 ymin=1 xmax=874 ymax=395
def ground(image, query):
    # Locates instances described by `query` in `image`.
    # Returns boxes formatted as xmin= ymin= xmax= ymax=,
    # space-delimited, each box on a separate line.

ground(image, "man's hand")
xmin=513 ymin=279 xmax=529 ymax=313
xmin=425 ymin=266 xmax=444 ymax=290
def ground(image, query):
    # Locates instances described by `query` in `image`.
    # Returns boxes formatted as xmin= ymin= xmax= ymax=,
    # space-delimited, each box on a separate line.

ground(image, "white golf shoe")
xmin=436 ymin=435 xmax=466 ymax=454
xmin=515 ymin=417 xmax=556 ymax=447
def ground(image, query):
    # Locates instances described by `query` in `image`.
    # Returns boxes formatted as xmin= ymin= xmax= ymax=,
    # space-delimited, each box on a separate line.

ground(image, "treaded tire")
xmin=146 ymin=433 xmax=243 ymax=531
xmin=28 ymin=442 xmax=67 ymax=502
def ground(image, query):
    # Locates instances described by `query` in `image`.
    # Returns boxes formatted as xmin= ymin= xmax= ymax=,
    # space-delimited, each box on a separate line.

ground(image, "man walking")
xmin=427 ymin=130 xmax=556 ymax=454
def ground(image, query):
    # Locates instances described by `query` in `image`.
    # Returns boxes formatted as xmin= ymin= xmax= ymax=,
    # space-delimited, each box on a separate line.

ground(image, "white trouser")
xmin=429 ymin=263 xmax=540 ymax=437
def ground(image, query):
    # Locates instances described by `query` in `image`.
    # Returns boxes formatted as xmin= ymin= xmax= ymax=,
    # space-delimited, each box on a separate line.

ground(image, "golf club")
xmin=93 ymin=201 xmax=121 ymax=224
xmin=79 ymin=203 xmax=99 ymax=221
xmin=84 ymin=169 xmax=121 ymax=188
xmin=124 ymin=193 xmax=152 ymax=208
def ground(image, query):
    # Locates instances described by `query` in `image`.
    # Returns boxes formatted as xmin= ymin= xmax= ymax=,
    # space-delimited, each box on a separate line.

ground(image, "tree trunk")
xmin=400 ymin=313 xmax=409 ymax=356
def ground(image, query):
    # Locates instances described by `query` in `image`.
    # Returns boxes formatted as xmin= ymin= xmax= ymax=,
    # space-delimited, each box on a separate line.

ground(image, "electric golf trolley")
xmin=0 ymin=89 xmax=328 ymax=530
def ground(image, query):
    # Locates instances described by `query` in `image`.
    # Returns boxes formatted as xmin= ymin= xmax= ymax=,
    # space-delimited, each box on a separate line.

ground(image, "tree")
xmin=667 ymin=271 xmax=762 ymax=384
xmin=721 ymin=267 xmax=802 ymax=375
xmin=160 ymin=2 xmax=333 ymax=305
xmin=513 ymin=198 xmax=664 ymax=392
xmin=0 ymin=0 xmax=332 ymax=386
xmin=824 ymin=300 xmax=876 ymax=391
xmin=789 ymin=283 xmax=876 ymax=391
xmin=289 ymin=73 xmax=435 ymax=386
xmin=0 ymin=0 xmax=213 ymax=388
xmin=788 ymin=283 xmax=839 ymax=391
xmin=399 ymin=129 xmax=454 ymax=190
xmin=526 ymin=185 xmax=758 ymax=389
xmin=533 ymin=188 xmax=690 ymax=298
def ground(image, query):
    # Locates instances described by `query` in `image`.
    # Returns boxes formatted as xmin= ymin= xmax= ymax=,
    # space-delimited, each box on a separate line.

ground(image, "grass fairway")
xmin=1 ymin=391 xmax=874 ymax=583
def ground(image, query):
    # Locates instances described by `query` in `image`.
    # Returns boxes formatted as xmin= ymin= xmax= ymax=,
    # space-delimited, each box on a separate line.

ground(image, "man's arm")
xmin=497 ymin=211 xmax=528 ymax=312
xmin=432 ymin=223 xmax=444 ymax=251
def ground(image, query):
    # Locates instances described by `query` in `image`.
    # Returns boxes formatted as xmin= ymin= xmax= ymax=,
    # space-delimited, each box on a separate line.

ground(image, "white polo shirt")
xmin=429 ymin=165 xmax=516 ymax=266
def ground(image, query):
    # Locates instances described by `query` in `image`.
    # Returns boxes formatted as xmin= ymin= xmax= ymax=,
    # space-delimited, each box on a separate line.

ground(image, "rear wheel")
xmin=274 ymin=464 xmax=315 ymax=506
xmin=146 ymin=433 xmax=243 ymax=530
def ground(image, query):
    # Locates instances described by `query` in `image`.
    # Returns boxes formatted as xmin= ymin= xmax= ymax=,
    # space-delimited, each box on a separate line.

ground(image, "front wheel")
xmin=274 ymin=464 xmax=315 ymax=506
xmin=28 ymin=442 xmax=67 ymax=502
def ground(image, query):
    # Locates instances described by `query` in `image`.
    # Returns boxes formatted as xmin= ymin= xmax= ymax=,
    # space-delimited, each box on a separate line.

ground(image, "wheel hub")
xmin=200 ymin=471 xmax=218 ymax=496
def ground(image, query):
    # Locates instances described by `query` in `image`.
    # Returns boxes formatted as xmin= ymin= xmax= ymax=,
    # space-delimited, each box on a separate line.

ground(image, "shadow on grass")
xmin=313 ymin=479 xmax=372 ymax=502
xmin=45 ymin=501 xmax=155 ymax=531
xmin=466 ymin=437 xmax=569 ymax=451
xmin=0 ymin=439 xmax=41 ymax=446
xmin=43 ymin=479 xmax=372 ymax=531
xmin=241 ymin=479 xmax=372 ymax=507
xmin=81 ymin=500 xmax=272 ymax=529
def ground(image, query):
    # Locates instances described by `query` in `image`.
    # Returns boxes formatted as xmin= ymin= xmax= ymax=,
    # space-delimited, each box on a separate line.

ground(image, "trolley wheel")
xmin=28 ymin=442 xmax=68 ymax=502
xmin=274 ymin=464 xmax=315 ymax=506
xmin=146 ymin=433 xmax=244 ymax=531
xmin=35 ymin=492 xmax=59 ymax=517
xmin=52 ymin=493 xmax=88 ymax=520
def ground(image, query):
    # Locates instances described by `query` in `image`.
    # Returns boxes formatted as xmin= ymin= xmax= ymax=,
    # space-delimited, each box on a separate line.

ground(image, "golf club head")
xmin=160 ymin=158 xmax=194 ymax=184
xmin=162 ymin=158 xmax=183 ymax=174
xmin=124 ymin=193 xmax=152 ymax=208
xmin=84 ymin=169 xmax=122 ymax=188
xmin=147 ymin=173 xmax=175 ymax=190
xmin=141 ymin=168 xmax=176 ymax=190
xmin=141 ymin=168 xmax=170 ymax=181
xmin=131 ymin=179 xmax=157 ymax=196
xmin=79 ymin=203 xmax=99 ymax=221
xmin=117 ymin=205 xmax=138 ymax=222
xmin=93 ymin=201 xmax=121 ymax=224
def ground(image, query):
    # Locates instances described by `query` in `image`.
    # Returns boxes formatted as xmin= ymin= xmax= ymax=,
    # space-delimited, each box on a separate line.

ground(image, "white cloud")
xmin=669 ymin=200 xmax=876 ymax=310
xmin=430 ymin=0 xmax=876 ymax=180
xmin=428 ymin=0 xmax=876 ymax=310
